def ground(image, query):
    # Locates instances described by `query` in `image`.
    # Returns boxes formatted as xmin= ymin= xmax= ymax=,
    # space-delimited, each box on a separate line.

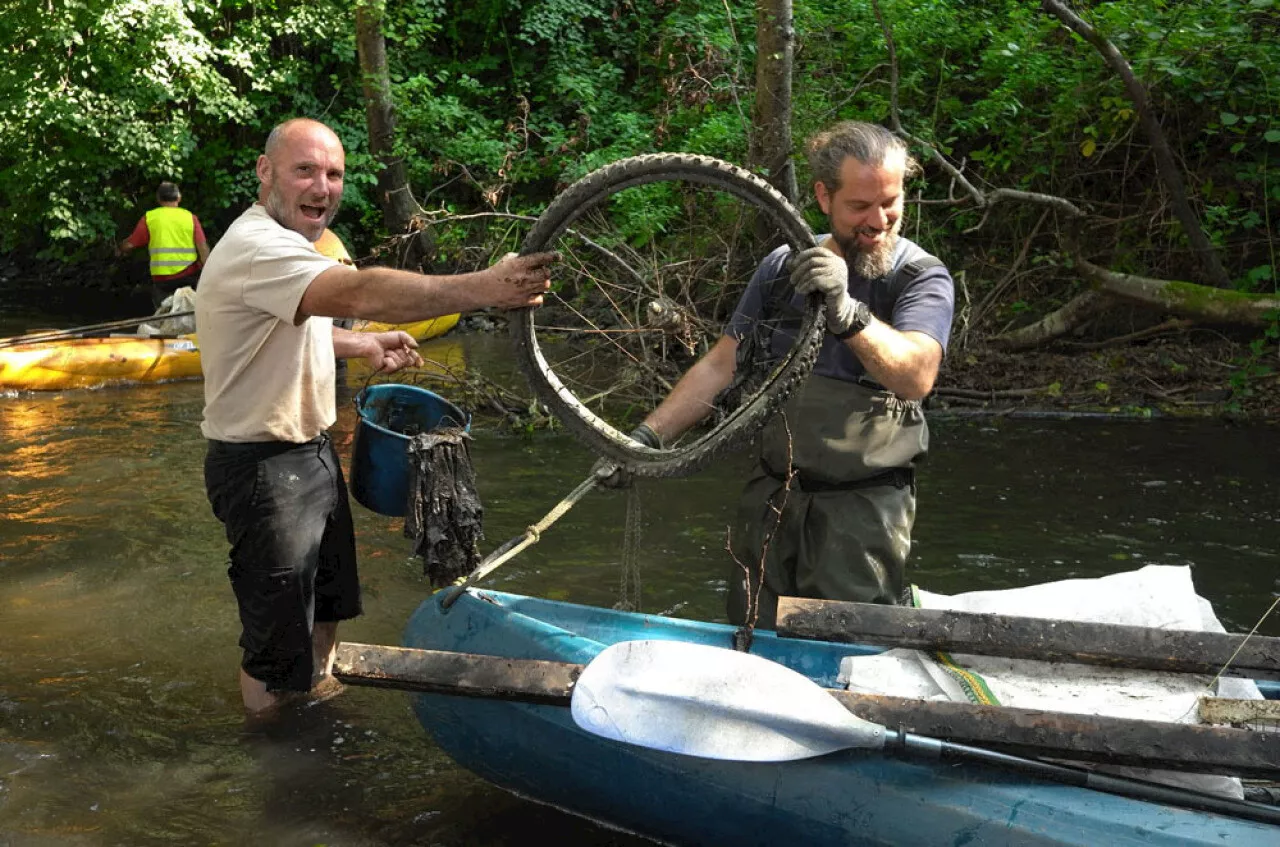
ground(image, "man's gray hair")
xmin=156 ymin=181 xmax=180 ymax=203
xmin=805 ymin=121 xmax=920 ymax=190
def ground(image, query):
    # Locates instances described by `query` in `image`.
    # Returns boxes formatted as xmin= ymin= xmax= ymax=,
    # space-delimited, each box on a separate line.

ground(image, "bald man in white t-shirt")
xmin=198 ymin=118 xmax=557 ymax=716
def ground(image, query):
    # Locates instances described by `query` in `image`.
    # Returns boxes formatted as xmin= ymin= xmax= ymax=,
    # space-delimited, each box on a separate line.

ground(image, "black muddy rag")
xmin=403 ymin=428 xmax=483 ymax=587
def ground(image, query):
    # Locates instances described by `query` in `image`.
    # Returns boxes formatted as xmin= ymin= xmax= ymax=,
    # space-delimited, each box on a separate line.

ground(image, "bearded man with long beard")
xmin=606 ymin=121 xmax=956 ymax=628
xmin=197 ymin=118 xmax=558 ymax=716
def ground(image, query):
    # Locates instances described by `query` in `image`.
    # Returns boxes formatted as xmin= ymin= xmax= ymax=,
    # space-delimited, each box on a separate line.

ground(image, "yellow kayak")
xmin=351 ymin=314 xmax=460 ymax=341
xmin=0 ymin=336 xmax=202 ymax=391
xmin=0 ymin=318 xmax=459 ymax=392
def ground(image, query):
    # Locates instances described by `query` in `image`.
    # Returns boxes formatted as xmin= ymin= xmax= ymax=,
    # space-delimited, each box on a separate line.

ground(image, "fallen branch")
xmin=1078 ymin=258 xmax=1280 ymax=325
xmin=934 ymin=395 xmax=995 ymax=407
xmin=990 ymin=290 xmax=1108 ymax=350
xmin=970 ymin=210 xmax=1051 ymax=328
xmin=1064 ymin=318 xmax=1194 ymax=351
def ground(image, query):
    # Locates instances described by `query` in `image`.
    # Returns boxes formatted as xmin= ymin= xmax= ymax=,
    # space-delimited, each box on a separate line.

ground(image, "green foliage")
xmin=0 ymin=0 xmax=1274 ymax=324
xmin=790 ymin=0 xmax=1278 ymax=284
xmin=1228 ymin=308 xmax=1280 ymax=401
xmin=383 ymin=0 xmax=754 ymax=212
xmin=0 ymin=0 xmax=356 ymax=257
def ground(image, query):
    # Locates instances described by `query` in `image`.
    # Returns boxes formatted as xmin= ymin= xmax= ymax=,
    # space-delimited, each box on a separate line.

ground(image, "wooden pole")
xmin=835 ymin=691 xmax=1278 ymax=779
xmin=334 ymin=642 xmax=577 ymax=704
xmin=775 ymin=597 xmax=1280 ymax=682
xmin=1198 ymin=697 xmax=1280 ymax=727
xmin=333 ymin=642 xmax=1277 ymax=778
xmin=0 ymin=311 xmax=195 ymax=349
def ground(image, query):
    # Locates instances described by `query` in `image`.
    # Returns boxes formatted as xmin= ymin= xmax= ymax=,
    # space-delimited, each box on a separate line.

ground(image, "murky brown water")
xmin=1 ymin=329 xmax=1276 ymax=845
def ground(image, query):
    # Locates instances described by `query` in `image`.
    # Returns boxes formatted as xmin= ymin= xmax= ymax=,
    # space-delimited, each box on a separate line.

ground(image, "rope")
xmin=617 ymin=485 xmax=643 ymax=612
xmin=438 ymin=467 xmax=608 ymax=608
xmin=1202 ymin=593 xmax=1280 ymax=696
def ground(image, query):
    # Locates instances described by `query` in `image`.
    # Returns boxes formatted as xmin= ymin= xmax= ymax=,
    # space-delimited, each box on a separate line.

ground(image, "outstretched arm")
xmin=117 ymin=218 xmax=147 ymax=257
xmin=297 ymin=252 xmax=557 ymax=324
xmin=642 ymin=335 xmax=740 ymax=443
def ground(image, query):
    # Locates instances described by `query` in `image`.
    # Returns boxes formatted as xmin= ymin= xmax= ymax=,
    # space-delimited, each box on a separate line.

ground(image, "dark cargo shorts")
xmin=204 ymin=432 xmax=362 ymax=692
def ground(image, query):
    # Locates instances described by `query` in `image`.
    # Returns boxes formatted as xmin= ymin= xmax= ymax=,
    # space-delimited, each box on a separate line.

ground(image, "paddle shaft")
xmin=833 ymin=689 xmax=1278 ymax=779
xmin=439 ymin=471 xmax=602 ymax=608
xmin=893 ymin=733 xmax=1280 ymax=827
xmin=0 ymin=311 xmax=195 ymax=349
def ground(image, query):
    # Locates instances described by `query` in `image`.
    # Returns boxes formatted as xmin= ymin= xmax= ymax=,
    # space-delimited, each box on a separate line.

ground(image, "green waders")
xmin=727 ymin=374 xmax=928 ymax=628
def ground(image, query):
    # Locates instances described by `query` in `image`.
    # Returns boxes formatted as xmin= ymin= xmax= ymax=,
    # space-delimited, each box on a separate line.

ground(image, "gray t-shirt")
xmin=726 ymin=235 xmax=955 ymax=383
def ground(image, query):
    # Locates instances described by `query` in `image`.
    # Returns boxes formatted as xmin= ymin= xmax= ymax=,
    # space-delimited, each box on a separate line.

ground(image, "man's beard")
xmin=264 ymin=183 xmax=338 ymax=239
xmin=833 ymin=226 xmax=899 ymax=279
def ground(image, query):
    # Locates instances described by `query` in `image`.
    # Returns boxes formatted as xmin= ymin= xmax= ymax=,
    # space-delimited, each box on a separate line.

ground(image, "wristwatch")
xmin=833 ymin=300 xmax=873 ymax=340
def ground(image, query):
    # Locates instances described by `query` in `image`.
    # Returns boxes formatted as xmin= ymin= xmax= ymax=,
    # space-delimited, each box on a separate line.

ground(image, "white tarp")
xmin=836 ymin=564 xmax=1261 ymax=798
xmin=136 ymin=286 xmax=197 ymax=337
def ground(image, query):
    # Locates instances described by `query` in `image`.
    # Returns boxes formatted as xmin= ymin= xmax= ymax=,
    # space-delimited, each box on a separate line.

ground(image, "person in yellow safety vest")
xmin=118 ymin=181 xmax=211 ymax=308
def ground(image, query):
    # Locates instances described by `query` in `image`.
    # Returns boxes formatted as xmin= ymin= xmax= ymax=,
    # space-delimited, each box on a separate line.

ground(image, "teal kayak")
xmin=403 ymin=589 xmax=1279 ymax=846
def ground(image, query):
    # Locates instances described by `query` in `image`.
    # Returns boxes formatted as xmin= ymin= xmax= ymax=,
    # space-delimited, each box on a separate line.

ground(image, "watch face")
xmin=850 ymin=300 xmax=872 ymax=332
xmin=835 ymin=301 xmax=872 ymax=339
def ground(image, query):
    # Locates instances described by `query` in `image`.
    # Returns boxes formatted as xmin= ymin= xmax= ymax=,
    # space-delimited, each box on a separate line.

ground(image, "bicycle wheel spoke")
xmin=515 ymin=154 xmax=822 ymax=478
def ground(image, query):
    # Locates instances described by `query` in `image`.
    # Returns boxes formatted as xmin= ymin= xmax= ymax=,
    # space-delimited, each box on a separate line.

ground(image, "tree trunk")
xmin=747 ymin=0 xmax=797 ymax=204
xmin=1040 ymin=0 xmax=1230 ymax=289
xmin=355 ymin=0 xmax=428 ymax=267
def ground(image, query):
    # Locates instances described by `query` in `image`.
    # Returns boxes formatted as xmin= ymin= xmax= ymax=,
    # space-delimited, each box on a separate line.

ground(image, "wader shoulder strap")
xmin=886 ymin=255 xmax=945 ymax=304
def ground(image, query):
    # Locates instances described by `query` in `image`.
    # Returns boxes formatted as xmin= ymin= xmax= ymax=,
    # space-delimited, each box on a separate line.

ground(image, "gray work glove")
xmin=790 ymin=246 xmax=868 ymax=338
xmin=592 ymin=424 xmax=663 ymax=490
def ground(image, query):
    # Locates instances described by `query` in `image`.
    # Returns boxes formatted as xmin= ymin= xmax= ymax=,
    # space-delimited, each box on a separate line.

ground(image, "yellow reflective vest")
xmin=144 ymin=207 xmax=197 ymax=277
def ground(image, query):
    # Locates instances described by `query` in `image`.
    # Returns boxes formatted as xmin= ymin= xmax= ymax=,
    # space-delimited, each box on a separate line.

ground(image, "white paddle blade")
xmin=571 ymin=639 xmax=886 ymax=762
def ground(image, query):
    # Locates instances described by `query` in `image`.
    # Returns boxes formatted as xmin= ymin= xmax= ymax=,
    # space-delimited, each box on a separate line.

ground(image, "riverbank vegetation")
xmin=1 ymin=0 xmax=1276 ymax=417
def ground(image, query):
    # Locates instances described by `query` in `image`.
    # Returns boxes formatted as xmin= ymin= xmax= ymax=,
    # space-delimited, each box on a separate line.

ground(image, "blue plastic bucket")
xmin=350 ymin=384 xmax=470 ymax=517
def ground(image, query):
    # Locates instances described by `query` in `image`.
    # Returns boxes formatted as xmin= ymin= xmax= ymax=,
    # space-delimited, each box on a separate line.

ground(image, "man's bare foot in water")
xmin=307 ymin=674 xmax=345 ymax=704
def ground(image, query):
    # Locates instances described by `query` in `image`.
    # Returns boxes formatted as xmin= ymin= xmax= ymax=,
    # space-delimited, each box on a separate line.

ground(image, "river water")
xmin=0 ymin=327 xmax=1277 ymax=846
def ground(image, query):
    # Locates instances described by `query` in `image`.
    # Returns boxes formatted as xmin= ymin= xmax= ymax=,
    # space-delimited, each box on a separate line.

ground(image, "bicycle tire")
xmin=514 ymin=153 xmax=822 ymax=479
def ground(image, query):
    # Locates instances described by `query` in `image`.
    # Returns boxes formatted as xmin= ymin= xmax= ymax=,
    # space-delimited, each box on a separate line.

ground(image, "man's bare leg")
xmin=240 ymin=623 xmax=342 ymax=715
xmin=240 ymin=669 xmax=280 ymax=714
xmin=312 ymin=621 xmax=338 ymax=682
xmin=310 ymin=621 xmax=344 ymax=700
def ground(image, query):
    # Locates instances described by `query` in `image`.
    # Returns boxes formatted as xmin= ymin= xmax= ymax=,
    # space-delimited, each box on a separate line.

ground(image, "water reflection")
xmin=910 ymin=417 xmax=1280 ymax=634
xmin=0 ymin=334 xmax=1276 ymax=845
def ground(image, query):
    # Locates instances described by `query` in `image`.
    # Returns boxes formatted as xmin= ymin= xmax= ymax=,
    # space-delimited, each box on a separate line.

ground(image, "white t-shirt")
xmin=197 ymin=204 xmax=339 ymax=442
